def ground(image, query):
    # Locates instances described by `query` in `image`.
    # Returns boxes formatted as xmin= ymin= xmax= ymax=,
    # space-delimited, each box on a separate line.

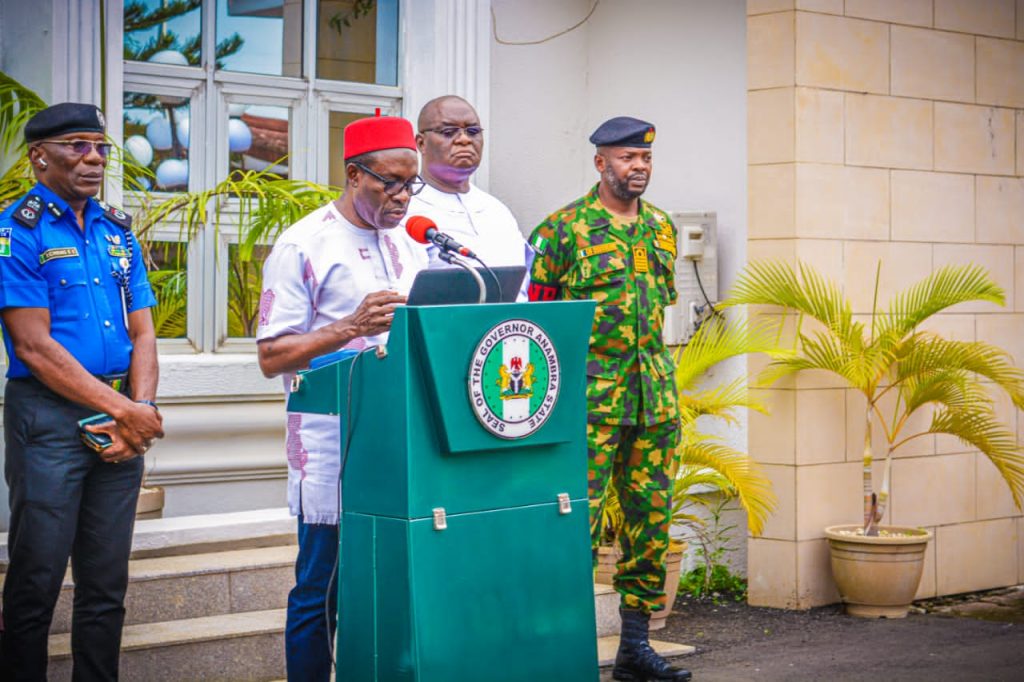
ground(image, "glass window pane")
xmin=317 ymin=0 xmax=399 ymax=85
xmin=228 ymin=105 xmax=290 ymax=179
xmin=145 ymin=241 xmax=189 ymax=339
xmin=327 ymin=110 xmax=365 ymax=187
xmin=124 ymin=92 xmax=191 ymax=192
xmin=228 ymin=243 xmax=271 ymax=338
xmin=216 ymin=0 xmax=302 ymax=76
xmin=124 ymin=0 xmax=202 ymax=66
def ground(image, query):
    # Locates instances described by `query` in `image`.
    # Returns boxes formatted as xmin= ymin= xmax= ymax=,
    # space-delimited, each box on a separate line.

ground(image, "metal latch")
xmin=289 ymin=374 xmax=303 ymax=393
xmin=432 ymin=507 xmax=447 ymax=531
xmin=558 ymin=493 xmax=572 ymax=515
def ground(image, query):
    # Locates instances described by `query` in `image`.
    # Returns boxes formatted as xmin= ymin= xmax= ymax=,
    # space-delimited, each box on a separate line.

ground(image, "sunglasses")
xmin=41 ymin=139 xmax=113 ymax=159
xmin=420 ymin=126 xmax=484 ymax=140
xmin=353 ymin=162 xmax=425 ymax=197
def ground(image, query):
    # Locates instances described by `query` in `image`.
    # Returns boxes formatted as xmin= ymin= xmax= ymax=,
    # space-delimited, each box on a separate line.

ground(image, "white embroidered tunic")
xmin=404 ymin=183 xmax=533 ymax=300
xmin=257 ymin=203 xmax=428 ymax=524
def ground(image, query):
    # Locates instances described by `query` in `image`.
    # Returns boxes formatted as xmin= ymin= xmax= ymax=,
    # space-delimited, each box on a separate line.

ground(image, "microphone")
xmin=405 ymin=216 xmax=477 ymax=259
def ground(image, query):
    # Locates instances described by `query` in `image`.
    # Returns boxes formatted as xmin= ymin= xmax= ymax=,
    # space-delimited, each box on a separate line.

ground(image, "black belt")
xmin=7 ymin=373 xmax=130 ymax=397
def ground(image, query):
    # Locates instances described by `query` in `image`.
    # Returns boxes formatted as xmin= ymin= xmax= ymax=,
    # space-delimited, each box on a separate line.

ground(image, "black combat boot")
xmin=612 ymin=609 xmax=692 ymax=682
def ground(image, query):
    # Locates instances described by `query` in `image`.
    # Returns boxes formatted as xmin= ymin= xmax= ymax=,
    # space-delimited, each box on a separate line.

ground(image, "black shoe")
xmin=612 ymin=642 xmax=692 ymax=682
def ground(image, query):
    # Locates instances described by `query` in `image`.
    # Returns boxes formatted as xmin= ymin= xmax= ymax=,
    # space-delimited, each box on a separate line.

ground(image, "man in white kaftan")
xmin=256 ymin=115 xmax=427 ymax=682
xmin=404 ymin=95 xmax=532 ymax=299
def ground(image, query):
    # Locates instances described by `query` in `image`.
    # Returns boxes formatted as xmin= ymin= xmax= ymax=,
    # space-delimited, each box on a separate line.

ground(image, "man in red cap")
xmin=256 ymin=115 xmax=428 ymax=681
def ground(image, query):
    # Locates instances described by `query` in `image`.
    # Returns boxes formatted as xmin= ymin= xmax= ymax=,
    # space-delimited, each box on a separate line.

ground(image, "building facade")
xmin=0 ymin=0 xmax=1020 ymax=608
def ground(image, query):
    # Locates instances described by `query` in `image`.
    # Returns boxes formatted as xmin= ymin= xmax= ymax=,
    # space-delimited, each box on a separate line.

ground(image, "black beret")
xmin=24 ymin=102 xmax=106 ymax=144
xmin=589 ymin=116 xmax=656 ymax=148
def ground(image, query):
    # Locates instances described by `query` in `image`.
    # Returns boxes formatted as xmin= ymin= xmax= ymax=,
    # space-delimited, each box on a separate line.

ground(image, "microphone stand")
xmin=439 ymin=250 xmax=487 ymax=303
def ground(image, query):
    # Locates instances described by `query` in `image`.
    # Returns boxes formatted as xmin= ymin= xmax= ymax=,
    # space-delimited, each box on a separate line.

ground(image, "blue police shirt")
xmin=0 ymin=183 xmax=157 ymax=379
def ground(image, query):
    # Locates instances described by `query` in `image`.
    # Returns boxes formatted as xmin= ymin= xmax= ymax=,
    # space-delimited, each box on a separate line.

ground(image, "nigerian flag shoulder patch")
xmin=531 ymin=234 xmax=549 ymax=255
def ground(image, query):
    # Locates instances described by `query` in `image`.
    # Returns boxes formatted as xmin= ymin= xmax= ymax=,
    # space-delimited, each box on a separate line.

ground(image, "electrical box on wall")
xmin=663 ymin=211 xmax=718 ymax=346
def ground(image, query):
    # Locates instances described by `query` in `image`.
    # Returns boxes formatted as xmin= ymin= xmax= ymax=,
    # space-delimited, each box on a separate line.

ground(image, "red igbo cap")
xmin=343 ymin=116 xmax=416 ymax=160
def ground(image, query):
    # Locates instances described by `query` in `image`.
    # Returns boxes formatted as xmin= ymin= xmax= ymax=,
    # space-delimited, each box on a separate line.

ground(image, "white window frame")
xmin=109 ymin=0 xmax=405 ymax=356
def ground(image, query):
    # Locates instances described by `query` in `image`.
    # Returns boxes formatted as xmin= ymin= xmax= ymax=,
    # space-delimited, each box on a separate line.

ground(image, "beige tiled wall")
xmin=747 ymin=0 xmax=1024 ymax=608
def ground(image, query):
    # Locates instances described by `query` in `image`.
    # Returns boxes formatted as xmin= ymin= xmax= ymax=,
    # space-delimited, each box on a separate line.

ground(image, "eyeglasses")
xmin=40 ymin=139 xmax=113 ymax=159
xmin=420 ymin=126 xmax=484 ymax=140
xmin=353 ymin=162 xmax=425 ymax=197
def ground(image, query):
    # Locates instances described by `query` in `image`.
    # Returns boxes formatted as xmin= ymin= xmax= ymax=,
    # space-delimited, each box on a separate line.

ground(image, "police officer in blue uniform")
xmin=0 ymin=102 xmax=164 ymax=680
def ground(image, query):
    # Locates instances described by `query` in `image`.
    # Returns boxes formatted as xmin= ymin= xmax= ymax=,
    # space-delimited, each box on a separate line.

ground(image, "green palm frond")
xmin=0 ymin=155 xmax=35 ymax=209
xmin=898 ymin=369 xmax=990 ymax=417
xmin=0 ymin=73 xmax=45 ymax=156
xmin=147 ymin=268 xmax=188 ymax=337
xmin=680 ymin=436 xmax=777 ymax=536
xmin=674 ymin=315 xmax=784 ymax=390
xmin=679 ymin=376 xmax=767 ymax=427
xmin=139 ymin=164 xmax=341 ymax=250
xmin=928 ymin=408 xmax=1024 ymax=509
xmin=895 ymin=335 xmax=1024 ymax=409
xmin=878 ymin=264 xmax=1004 ymax=339
xmin=724 ymin=260 xmax=854 ymax=338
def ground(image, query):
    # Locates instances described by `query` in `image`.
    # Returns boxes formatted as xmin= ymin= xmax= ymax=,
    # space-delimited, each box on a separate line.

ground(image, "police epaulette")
xmin=11 ymin=194 xmax=44 ymax=229
xmin=97 ymin=201 xmax=132 ymax=230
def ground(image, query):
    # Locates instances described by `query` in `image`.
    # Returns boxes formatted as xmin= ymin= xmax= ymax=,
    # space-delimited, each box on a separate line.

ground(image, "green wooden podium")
xmin=287 ymin=301 xmax=599 ymax=682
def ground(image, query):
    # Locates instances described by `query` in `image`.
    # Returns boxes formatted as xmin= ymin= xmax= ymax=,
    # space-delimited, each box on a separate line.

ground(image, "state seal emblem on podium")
xmin=468 ymin=318 xmax=561 ymax=439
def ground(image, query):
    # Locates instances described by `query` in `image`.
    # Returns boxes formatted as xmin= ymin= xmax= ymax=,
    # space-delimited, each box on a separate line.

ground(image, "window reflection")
xmin=228 ymin=104 xmax=290 ymax=179
xmin=144 ymin=241 xmax=189 ymax=339
xmin=217 ymin=0 xmax=302 ymax=77
xmin=327 ymin=110 xmax=366 ymax=187
xmin=124 ymin=0 xmax=202 ymax=66
xmin=228 ymin=243 xmax=271 ymax=337
xmin=124 ymin=92 xmax=191 ymax=192
xmin=317 ymin=0 xmax=399 ymax=85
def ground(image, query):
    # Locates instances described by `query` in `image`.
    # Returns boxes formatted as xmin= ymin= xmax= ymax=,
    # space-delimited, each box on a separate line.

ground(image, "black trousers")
xmin=1 ymin=378 xmax=143 ymax=681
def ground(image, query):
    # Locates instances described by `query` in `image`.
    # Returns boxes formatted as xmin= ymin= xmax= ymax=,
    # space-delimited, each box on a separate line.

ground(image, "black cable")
xmin=326 ymin=345 xmax=375 ymax=671
xmin=693 ymin=259 xmax=722 ymax=318
xmin=471 ymin=257 xmax=503 ymax=302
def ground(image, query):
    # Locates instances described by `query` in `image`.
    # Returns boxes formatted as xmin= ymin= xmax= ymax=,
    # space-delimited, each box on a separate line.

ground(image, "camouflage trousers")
xmin=588 ymin=420 xmax=679 ymax=613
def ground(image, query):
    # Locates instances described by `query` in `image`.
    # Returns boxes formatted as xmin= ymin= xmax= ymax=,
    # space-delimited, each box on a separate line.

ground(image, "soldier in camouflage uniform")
xmin=529 ymin=117 xmax=690 ymax=682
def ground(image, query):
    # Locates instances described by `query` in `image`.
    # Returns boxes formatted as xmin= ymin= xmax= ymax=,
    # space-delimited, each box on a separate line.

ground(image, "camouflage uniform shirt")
xmin=529 ymin=185 xmax=679 ymax=426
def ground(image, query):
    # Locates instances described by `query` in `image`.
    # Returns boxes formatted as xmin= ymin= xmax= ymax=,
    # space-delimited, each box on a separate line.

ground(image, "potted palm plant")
xmin=726 ymin=261 xmax=1024 ymax=617
xmin=596 ymin=315 xmax=779 ymax=629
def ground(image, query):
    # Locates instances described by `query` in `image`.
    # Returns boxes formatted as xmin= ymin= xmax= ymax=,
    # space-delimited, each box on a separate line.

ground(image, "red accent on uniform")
xmin=405 ymin=215 xmax=436 ymax=244
xmin=343 ymin=116 xmax=416 ymax=160
xmin=528 ymin=282 xmax=559 ymax=301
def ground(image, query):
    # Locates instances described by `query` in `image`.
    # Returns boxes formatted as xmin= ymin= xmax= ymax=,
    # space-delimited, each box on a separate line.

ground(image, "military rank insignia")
xmin=633 ymin=245 xmax=649 ymax=273
xmin=13 ymin=194 xmax=43 ymax=228
xmin=0 ymin=227 xmax=11 ymax=257
xmin=656 ymin=233 xmax=676 ymax=257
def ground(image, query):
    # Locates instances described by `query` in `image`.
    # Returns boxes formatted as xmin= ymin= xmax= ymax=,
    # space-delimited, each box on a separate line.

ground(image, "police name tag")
xmin=39 ymin=247 xmax=79 ymax=264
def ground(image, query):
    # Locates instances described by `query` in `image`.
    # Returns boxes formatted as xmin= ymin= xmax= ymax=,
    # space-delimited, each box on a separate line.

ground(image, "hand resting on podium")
xmin=257 ymin=290 xmax=406 ymax=378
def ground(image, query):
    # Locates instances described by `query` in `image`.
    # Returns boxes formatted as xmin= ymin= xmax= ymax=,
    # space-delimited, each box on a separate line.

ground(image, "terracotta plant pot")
xmin=595 ymin=542 xmax=688 ymax=630
xmin=824 ymin=524 xmax=932 ymax=618
xmin=136 ymin=485 xmax=165 ymax=520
